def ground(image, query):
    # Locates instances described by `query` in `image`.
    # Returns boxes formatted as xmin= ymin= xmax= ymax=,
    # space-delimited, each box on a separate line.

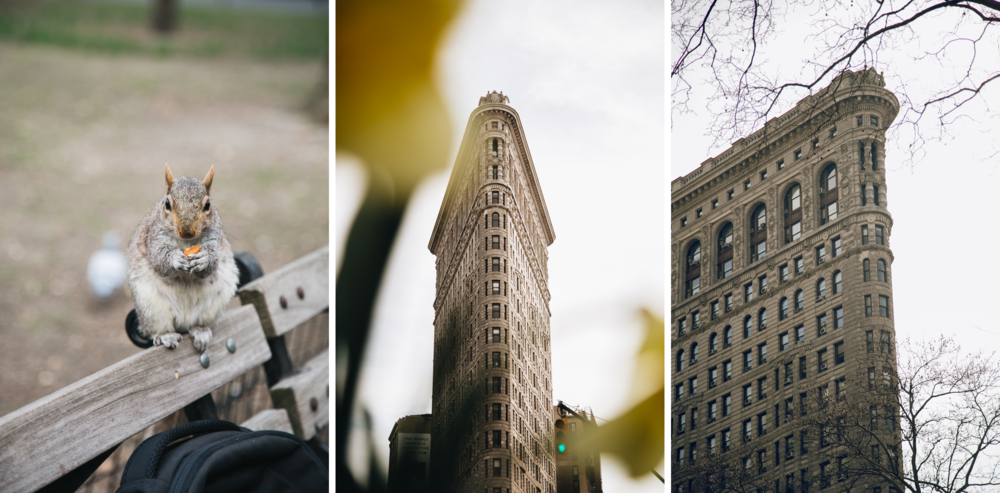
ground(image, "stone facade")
xmin=552 ymin=405 xmax=603 ymax=493
xmin=428 ymin=92 xmax=557 ymax=493
xmin=671 ymin=69 xmax=901 ymax=492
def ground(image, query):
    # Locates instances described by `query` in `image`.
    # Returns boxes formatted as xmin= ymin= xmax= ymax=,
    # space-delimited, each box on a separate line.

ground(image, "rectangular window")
xmin=691 ymin=407 xmax=698 ymax=429
xmin=690 ymin=377 xmax=698 ymax=395
xmin=743 ymin=420 xmax=752 ymax=442
xmin=834 ymin=342 xmax=845 ymax=364
xmin=818 ymin=349 xmax=828 ymax=372
xmin=795 ymin=149 xmax=802 ymax=160
xmin=709 ymin=401 xmax=717 ymax=422
xmin=725 ymin=293 xmax=734 ymax=312
xmin=871 ymin=116 xmax=879 ymax=126
xmin=708 ymin=435 xmax=717 ymax=454
xmin=492 ymin=235 xmax=500 ymax=249
xmin=493 ymin=327 xmax=501 ymax=342
xmin=869 ymin=367 xmax=876 ymax=389
xmin=743 ymin=385 xmax=753 ymax=406
xmin=784 ymin=362 xmax=793 ymax=385
xmin=493 ymin=352 xmax=501 ymax=367
xmin=836 ymin=377 xmax=846 ymax=401
xmin=800 ymin=392 xmax=808 ymax=416
xmin=679 ymin=318 xmax=687 ymax=336
xmin=492 ymin=377 xmax=501 ymax=393
xmin=493 ymin=303 xmax=501 ymax=318
xmin=759 ymin=344 xmax=768 ymax=364
xmin=492 ymin=280 xmax=501 ymax=294
xmin=833 ymin=306 xmax=843 ymax=329
xmin=492 ymin=257 xmax=500 ymax=271
xmin=744 ymin=180 xmax=751 ymax=191
xmin=724 ymin=360 xmax=732 ymax=381
xmin=492 ymin=190 xmax=499 ymax=203
xmin=794 ymin=257 xmax=804 ymax=275
xmin=758 ymin=377 xmax=767 ymax=400
xmin=728 ymin=189 xmax=735 ymax=200
xmin=712 ymin=199 xmax=719 ymax=209
xmin=881 ymin=331 xmax=892 ymax=353
xmin=867 ymin=331 xmax=875 ymax=352
xmin=723 ymin=429 xmax=731 ymax=451
xmin=709 ymin=367 xmax=718 ymax=388
xmin=761 ymin=170 xmax=768 ymax=181
xmin=862 ymin=225 xmax=869 ymax=245
xmin=816 ymin=245 xmax=826 ymax=265
xmin=744 ymin=351 xmax=753 ymax=372
xmin=780 ymin=332 xmax=789 ymax=351
xmin=680 ymin=217 xmax=687 ymax=227
xmin=879 ymin=295 xmax=890 ymax=317
xmin=799 ymin=356 xmax=807 ymax=380
xmin=711 ymin=301 xmax=720 ymax=320
xmin=493 ymin=403 xmax=502 ymax=420
xmin=745 ymin=283 xmax=754 ymax=302
xmin=693 ymin=311 xmax=701 ymax=330
xmin=861 ymin=184 xmax=867 ymax=206
xmin=817 ymin=314 xmax=827 ymax=336
xmin=758 ymin=412 xmax=768 ymax=436
xmin=876 ymin=225 xmax=884 ymax=245
xmin=796 ymin=325 xmax=805 ymax=343
xmin=723 ymin=394 xmax=732 ymax=416
xmin=857 ymin=115 xmax=864 ymax=127
xmin=779 ymin=264 xmax=789 ymax=283
xmin=778 ymin=159 xmax=785 ymax=170
xmin=865 ymin=295 xmax=873 ymax=317
xmin=874 ymin=185 xmax=880 ymax=206
xmin=832 ymin=237 xmax=841 ymax=257
xmin=696 ymin=208 xmax=703 ymax=218
xmin=830 ymin=127 xmax=837 ymax=139
xmin=812 ymin=138 xmax=820 ymax=150
xmin=883 ymin=368 xmax=891 ymax=389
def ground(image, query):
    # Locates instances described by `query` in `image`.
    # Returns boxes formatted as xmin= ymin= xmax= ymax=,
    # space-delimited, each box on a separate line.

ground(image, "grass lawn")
xmin=0 ymin=0 xmax=327 ymax=60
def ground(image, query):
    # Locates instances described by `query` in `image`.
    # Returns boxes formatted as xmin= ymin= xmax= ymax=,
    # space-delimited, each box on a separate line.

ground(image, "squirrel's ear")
xmin=165 ymin=164 xmax=175 ymax=190
xmin=203 ymin=165 xmax=214 ymax=193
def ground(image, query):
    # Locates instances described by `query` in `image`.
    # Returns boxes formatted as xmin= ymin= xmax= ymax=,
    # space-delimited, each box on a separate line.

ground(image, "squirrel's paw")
xmin=189 ymin=326 xmax=212 ymax=353
xmin=153 ymin=333 xmax=184 ymax=349
xmin=187 ymin=252 xmax=210 ymax=274
xmin=170 ymin=249 xmax=190 ymax=272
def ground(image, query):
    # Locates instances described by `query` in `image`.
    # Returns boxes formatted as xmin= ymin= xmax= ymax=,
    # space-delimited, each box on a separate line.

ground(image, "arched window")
xmin=717 ymin=223 xmax=734 ymax=279
xmin=833 ymin=271 xmax=843 ymax=294
xmin=779 ymin=298 xmax=789 ymax=320
xmin=724 ymin=326 xmax=733 ymax=347
xmin=877 ymin=259 xmax=887 ymax=282
xmin=871 ymin=143 xmax=878 ymax=170
xmin=492 ymin=138 xmax=499 ymax=157
xmin=817 ymin=279 xmax=827 ymax=300
xmin=491 ymin=212 xmax=500 ymax=227
xmin=863 ymin=259 xmax=871 ymax=282
xmin=784 ymin=184 xmax=802 ymax=244
xmin=710 ymin=333 xmax=718 ymax=354
xmin=795 ymin=290 xmax=804 ymax=311
xmin=820 ymin=164 xmax=839 ymax=224
xmin=686 ymin=241 xmax=702 ymax=298
xmin=759 ymin=308 xmax=767 ymax=331
xmin=691 ymin=343 xmax=699 ymax=363
xmin=677 ymin=350 xmax=685 ymax=372
xmin=750 ymin=204 xmax=767 ymax=262
xmin=744 ymin=316 xmax=753 ymax=339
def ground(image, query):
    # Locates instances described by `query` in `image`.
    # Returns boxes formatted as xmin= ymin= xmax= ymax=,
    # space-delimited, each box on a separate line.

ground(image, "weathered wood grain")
xmin=0 ymin=305 xmax=270 ymax=493
xmin=240 ymin=408 xmax=294 ymax=435
xmin=269 ymin=348 xmax=329 ymax=440
xmin=238 ymin=245 xmax=329 ymax=338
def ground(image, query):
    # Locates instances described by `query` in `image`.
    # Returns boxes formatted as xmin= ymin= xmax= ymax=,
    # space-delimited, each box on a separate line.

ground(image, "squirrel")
xmin=126 ymin=165 xmax=240 ymax=352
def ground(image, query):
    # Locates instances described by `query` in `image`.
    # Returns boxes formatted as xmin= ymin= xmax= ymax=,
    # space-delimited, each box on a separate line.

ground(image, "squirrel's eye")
xmin=164 ymin=198 xmax=172 ymax=211
xmin=203 ymin=200 xmax=211 ymax=212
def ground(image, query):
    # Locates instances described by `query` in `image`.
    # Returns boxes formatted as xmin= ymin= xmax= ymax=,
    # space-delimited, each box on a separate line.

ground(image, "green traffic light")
xmin=558 ymin=444 xmax=566 ymax=452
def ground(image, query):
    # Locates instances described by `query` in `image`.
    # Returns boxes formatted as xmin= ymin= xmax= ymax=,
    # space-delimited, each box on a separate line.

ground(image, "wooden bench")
xmin=0 ymin=245 xmax=329 ymax=492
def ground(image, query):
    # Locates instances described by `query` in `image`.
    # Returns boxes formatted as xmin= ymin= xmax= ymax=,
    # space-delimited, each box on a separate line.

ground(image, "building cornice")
xmin=671 ymin=69 xmax=900 ymax=214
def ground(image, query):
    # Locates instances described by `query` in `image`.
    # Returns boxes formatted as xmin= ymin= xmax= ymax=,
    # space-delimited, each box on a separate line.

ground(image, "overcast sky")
xmin=672 ymin=4 xmax=1000 ymax=398
xmin=338 ymin=0 xmax=665 ymax=491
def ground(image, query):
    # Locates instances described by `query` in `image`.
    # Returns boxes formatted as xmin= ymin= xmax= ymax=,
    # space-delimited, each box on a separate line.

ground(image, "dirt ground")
xmin=0 ymin=42 xmax=329 ymax=417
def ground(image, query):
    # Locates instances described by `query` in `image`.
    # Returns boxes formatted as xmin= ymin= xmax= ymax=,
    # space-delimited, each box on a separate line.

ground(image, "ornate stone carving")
xmin=479 ymin=90 xmax=510 ymax=106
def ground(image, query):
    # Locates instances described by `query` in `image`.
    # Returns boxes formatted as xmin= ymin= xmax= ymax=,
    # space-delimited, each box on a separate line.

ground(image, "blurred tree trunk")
xmin=151 ymin=0 xmax=178 ymax=34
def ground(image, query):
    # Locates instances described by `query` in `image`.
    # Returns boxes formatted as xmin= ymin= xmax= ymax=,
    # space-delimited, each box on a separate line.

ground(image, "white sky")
xmin=337 ymin=0 xmax=665 ymax=491
xmin=672 ymin=3 xmax=1000 ymax=402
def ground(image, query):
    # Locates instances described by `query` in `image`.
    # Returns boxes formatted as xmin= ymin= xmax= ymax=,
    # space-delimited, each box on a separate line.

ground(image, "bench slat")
xmin=240 ymin=408 xmax=294 ymax=435
xmin=269 ymin=348 xmax=329 ymax=440
xmin=0 ymin=304 xmax=270 ymax=493
xmin=238 ymin=245 xmax=329 ymax=338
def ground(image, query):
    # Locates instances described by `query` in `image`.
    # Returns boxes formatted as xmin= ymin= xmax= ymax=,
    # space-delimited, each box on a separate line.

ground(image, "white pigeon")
xmin=87 ymin=231 xmax=128 ymax=301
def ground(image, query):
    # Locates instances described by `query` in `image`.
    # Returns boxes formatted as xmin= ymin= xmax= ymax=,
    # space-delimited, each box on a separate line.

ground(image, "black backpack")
xmin=116 ymin=419 xmax=328 ymax=493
